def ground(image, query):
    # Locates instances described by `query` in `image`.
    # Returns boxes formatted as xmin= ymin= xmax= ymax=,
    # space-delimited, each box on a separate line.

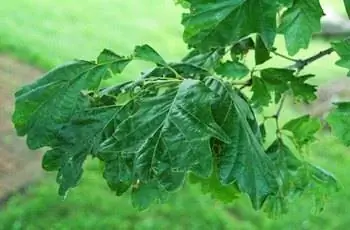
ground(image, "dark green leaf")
xmin=181 ymin=48 xmax=225 ymax=69
xmin=131 ymin=181 xmax=168 ymax=211
xmin=290 ymin=74 xmax=317 ymax=103
xmin=264 ymin=140 xmax=302 ymax=216
xmin=43 ymin=106 xmax=130 ymax=196
xmin=215 ymin=60 xmax=249 ymax=79
xmin=134 ymin=44 xmax=167 ymax=66
xmin=260 ymin=68 xmax=294 ymax=103
xmin=343 ymin=0 xmax=350 ymax=19
xmin=255 ymin=35 xmax=271 ymax=65
xmin=327 ymin=102 xmax=350 ymax=146
xmin=277 ymin=0 xmax=294 ymax=8
xmin=278 ymin=0 xmax=324 ymax=55
xmin=99 ymin=79 xmax=230 ymax=209
xmin=251 ymin=76 xmax=271 ymax=108
xmin=230 ymin=37 xmax=255 ymax=61
xmin=205 ymin=77 xmax=278 ymax=209
xmin=182 ymin=0 xmax=277 ymax=50
xmin=282 ymin=115 xmax=321 ymax=148
xmin=97 ymin=49 xmax=123 ymax=64
xmin=12 ymin=58 xmax=130 ymax=150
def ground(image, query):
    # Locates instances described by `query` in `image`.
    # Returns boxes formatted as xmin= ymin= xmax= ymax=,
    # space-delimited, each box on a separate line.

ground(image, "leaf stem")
xmin=272 ymin=50 xmax=299 ymax=62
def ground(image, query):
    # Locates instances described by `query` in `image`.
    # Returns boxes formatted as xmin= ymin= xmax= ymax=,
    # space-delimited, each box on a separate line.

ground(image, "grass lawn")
xmin=1 ymin=1 xmax=350 ymax=229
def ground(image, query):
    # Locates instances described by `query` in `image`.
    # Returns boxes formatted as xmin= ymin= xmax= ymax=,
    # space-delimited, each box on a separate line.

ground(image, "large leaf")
xmin=205 ymin=77 xmax=278 ymax=209
xmin=278 ymin=0 xmax=324 ymax=55
xmin=12 ymin=55 xmax=131 ymax=150
xmin=182 ymin=0 xmax=277 ymax=50
xmin=98 ymin=79 xmax=231 ymax=209
xmin=42 ymin=105 xmax=131 ymax=196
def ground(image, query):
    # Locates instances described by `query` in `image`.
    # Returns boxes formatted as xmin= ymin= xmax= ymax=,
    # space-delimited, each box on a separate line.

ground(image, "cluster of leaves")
xmin=12 ymin=0 xmax=350 ymax=216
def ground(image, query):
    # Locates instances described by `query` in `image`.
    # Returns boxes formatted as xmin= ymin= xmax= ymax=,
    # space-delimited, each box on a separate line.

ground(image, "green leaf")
xmin=12 ymin=58 xmax=130 ymax=150
xmin=182 ymin=0 xmax=277 ymax=50
xmin=327 ymin=102 xmax=350 ymax=146
xmin=251 ymin=76 xmax=271 ymax=108
xmin=181 ymin=48 xmax=225 ymax=69
xmin=264 ymin=139 xmax=303 ymax=216
xmin=134 ymin=44 xmax=167 ymax=66
xmin=277 ymin=0 xmax=293 ymax=8
xmin=214 ymin=60 xmax=249 ymax=79
xmin=43 ymin=105 xmax=130 ymax=196
xmin=99 ymin=79 xmax=230 ymax=209
xmin=278 ymin=0 xmax=324 ymax=55
xmin=189 ymin=166 xmax=240 ymax=203
xmin=205 ymin=77 xmax=278 ymax=209
xmin=255 ymin=35 xmax=271 ymax=65
xmin=97 ymin=49 xmax=122 ymax=64
xmin=264 ymin=139 xmax=339 ymax=216
xmin=282 ymin=115 xmax=321 ymax=148
xmin=260 ymin=68 xmax=294 ymax=103
xmin=332 ymin=40 xmax=350 ymax=72
xmin=343 ymin=0 xmax=350 ymax=19
xmin=131 ymin=181 xmax=168 ymax=211
xmin=290 ymin=74 xmax=317 ymax=103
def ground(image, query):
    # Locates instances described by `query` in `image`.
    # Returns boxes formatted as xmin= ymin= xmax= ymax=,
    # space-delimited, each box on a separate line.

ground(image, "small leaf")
xmin=278 ymin=0 xmax=324 ymax=55
xmin=260 ymin=68 xmax=294 ymax=103
xmin=332 ymin=40 xmax=350 ymax=72
xmin=134 ymin=44 xmax=167 ymax=66
xmin=327 ymin=102 xmax=350 ymax=146
xmin=189 ymin=167 xmax=240 ymax=203
xmin=251 ymin=76 xmax=271 ymax=108
xmin=282 ymin=115 xmax=321 ymax=148
xmin=215 ymin=60 xmax=249 ymax=79
xmin=255 ymin=35 xmax=271 ymax=65
xmin=290 ymin=74 xmax=317 ymax=103
xmin=97 ymin=49 xmax=123 ymax=64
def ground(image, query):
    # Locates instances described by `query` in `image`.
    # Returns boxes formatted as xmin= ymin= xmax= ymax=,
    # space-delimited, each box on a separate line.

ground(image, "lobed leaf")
xmin=12 ymin=55 xmax=131 ymax=150
xmin=327 ymin=102 xmax=350 ymax=146
xmin=98 ymin=79 xmax=231 ymax=209
xmin=181 ymin=0 xmax=277 ymax=50
xmin=278 ymin=0 xmax=324 ymax=55
xmin=205 ymin=77 xmax=279 ymax=209
xmin=282 ymin=115 xmax=321 ymax=148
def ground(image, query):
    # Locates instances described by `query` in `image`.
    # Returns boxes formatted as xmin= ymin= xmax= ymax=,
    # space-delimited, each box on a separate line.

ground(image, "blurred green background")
xmin=1 ymin=1 xmax=350 ymax=229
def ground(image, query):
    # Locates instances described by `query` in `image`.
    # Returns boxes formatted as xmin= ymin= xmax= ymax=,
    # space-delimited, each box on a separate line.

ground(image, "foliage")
xmin=11 ymin=0 xmax=350 ymax=215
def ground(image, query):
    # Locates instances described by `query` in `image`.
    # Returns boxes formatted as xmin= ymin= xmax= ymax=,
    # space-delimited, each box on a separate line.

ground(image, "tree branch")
xmin=287 ymin=47 xmax=334 ymax=72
